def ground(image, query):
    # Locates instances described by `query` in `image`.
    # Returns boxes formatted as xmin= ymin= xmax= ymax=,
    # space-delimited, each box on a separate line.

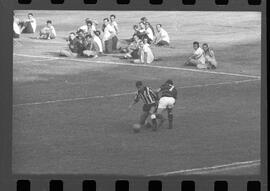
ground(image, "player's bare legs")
xmin=139 ymin=111 xmax=149 ymax=127
xmin=149 ymin=106 xmax=158 ymax=131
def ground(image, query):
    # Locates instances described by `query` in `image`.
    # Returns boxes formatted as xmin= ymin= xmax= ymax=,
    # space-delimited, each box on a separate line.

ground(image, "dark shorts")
xmin=142 ymin=103 xmax=157 ymax=112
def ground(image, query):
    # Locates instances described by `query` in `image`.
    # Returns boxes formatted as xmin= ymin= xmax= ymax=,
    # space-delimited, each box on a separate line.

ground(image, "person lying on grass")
xmin=184 ymin=41 xmax=207 ymax=69
xmin=39 ymin=20 xmax=56 ymax=40
xmin=133 ymin=38 xmax=154 ymax=64
xmin=202 ymin=43 xmax=218 ymax=69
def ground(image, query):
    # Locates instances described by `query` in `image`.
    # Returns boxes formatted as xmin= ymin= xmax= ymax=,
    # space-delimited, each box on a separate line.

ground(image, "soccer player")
xmin=185 ymin=41 xmax=207 ymax=69
xmin=202 ymin=43 xmax=218 ymax=69
xmin=154 ymin=24 xmax=170 ymax=46
xmin=128 ymin=81 xmax=159 ymax=131
xmin=154 ymin=80 xmax=177 ymax=129
xmin=39 ymin=20 xmax=56 ymax=40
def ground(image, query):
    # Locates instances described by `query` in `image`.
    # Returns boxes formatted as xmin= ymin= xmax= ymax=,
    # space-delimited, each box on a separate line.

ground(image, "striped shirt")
xmin=134 ymin=86 xmax=157 ymax=105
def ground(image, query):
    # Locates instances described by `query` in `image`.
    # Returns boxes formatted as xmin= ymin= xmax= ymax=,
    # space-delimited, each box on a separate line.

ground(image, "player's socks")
xmin=156 ymin=114 xmax=165 ymax=128
xmin=151 ymin=114 xmax=158 ymax=131
xmin=167 ymin=109 xmax=173 ymax=129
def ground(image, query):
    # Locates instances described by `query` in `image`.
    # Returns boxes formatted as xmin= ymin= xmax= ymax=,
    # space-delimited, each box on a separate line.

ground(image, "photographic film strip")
xmin=0 ymin=0 xmax=267 ymax=191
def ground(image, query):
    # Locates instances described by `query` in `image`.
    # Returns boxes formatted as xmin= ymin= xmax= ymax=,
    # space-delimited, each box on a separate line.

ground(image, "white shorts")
xmin=158 ymin=97 xmax=176 ymax=109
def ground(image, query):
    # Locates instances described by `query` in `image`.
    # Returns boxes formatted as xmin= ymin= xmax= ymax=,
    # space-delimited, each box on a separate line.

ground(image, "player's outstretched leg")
xmin=167 ymin=108 xmax=173 ymax=129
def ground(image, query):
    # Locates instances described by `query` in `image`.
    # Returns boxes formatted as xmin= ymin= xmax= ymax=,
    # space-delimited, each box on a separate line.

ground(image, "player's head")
xmin=202 ymin=43 xmax=209 ymax=51
xmin=141 ymin=17 xmax=147 ymax=23
xmin=193 ymin=41 xmax=200 ymax=50
xmin=85 ymin=34 xmax=92 ymax=41
xmin=85 ymin=18 xmax=91 ymax=23
xmin=77 ymin=29 xmax=85 ymax=38
xmin=110 ymin=14 xmax=116 ymax=21
xmin=143 ymin=38 xmax=148 ymax=44
xmin=133 ymin=34 xmax=139 ymax=41
xmin=103 ymin=18 xmax=109 ymax=25
xmin=139 ymin=22 xmax=145 ymax=29
xmin=46 ymin=20 xmax=52 ymax=27
xmin=166 ymin=79 xmax=173 ymax=85
xmin=156 ymin=24 xmax=162 ymax=31
xmin=94 ymin=30 xmax=101 ymax=37
xmin=135 ymin=81 xmax=144 ymax=90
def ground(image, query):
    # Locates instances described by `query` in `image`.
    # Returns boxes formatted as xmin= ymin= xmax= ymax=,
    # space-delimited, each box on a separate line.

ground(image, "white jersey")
xmin=156 ymin=28 xmax=170 ymax=43
xmin=194 ymin=47 xmax=205 ymax=64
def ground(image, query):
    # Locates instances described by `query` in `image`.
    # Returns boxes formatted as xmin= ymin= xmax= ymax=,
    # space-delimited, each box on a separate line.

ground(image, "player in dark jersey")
xmin=154 ymin=79 xmax=177 ymax=129
xmin=128 ymin=81 xmax=159 ymax=131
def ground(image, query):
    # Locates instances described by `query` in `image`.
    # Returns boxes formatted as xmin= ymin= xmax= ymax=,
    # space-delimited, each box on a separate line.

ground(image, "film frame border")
xmin=0 ymin=0 xmax=267 ymax=190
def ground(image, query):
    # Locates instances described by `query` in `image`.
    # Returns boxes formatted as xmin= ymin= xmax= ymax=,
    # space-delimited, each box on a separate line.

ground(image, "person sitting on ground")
xmin=19 ymin=13 xmax=37 ymax=34
xmin=135 ymin=22 xmax=147 ymax=40
xmin=144 ymin=22 xmax=154 ymax=43
xmin=140 ymin=17 xmax=155 ymax=36
xmin=185 ymin=41 xmax=207 ymax=69
xmin=13 ymin=14 xmax=21 ymax=38
xmin=134 ymin=38 xmax=154 ymax=64
xmin=110 ymin=14 xmax=119 ymax=51
xmin=202 ymin=43 xmax=218 ymax=69
xmin=123 ymin=34 xmax=142 ymax=59
xmin=82 ymin=34 xmax=99 ymax=58
xmin=39 ymin=20 xmax=56 ymax=40
xmin=60 ymin=32 xmax=84 ymax=57
xmin=154 ymin=24 xmax=170 ymax=46
xmin=92 ymin=31 xmax=103 ymax=54
xmin=78 ymin=18 xmax=96 ymax=34
xmin=102 ymin=18 xmax=116 ymax=53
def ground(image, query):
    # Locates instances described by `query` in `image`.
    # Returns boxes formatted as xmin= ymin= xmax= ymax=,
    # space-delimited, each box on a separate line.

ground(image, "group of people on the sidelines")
xmin=129 ymin=79 xmax=177 ymax=132
xmin=13 ymin=13 xmax=57 ymax=40
xmin=185 ymin=41 xmax=218 ymax=69
xmin=14 ymin=13 xmax=218 ymax=69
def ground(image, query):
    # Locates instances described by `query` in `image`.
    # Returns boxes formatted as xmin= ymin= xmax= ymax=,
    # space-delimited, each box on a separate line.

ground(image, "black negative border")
xmin=0 ymin=0 xmax=267 ymax=190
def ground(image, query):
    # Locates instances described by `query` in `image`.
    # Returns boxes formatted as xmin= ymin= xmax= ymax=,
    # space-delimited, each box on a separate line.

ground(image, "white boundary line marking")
xmin=148 ymin=160 xmax=260 ymax=176
xmin=14 ymin=58 xmax=59 ymax=63
xmin=13 ymin=78 xmax=259 ymax=107
xmin=14 ymin=53 xmax=261 ymax=79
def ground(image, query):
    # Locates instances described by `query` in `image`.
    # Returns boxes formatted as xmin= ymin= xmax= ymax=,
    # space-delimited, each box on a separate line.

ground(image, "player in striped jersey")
xmin=128 ymin=81 xmax=159 ymax=131
xmin=154 ymin=79 xmax=177 ymax=129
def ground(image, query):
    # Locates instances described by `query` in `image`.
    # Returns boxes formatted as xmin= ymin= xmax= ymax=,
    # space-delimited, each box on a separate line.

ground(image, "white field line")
xmin=13 ymin=78 xmax=259 ymax=107
xmin=148 ymin=160 xmax=260 ymax=176
xmin=14 ymin=53 xmax=261 ymax=79
xmin=14 ymin=58 xmax=59 ymax=63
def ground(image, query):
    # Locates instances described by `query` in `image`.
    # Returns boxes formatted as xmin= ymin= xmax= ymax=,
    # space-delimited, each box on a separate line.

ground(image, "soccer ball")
xmin=133 ymin=124 xmax=141 ymax=133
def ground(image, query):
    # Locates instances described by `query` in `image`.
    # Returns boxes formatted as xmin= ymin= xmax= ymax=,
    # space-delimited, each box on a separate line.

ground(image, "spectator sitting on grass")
xmin=144 ymin=22 xmax=154 ymax=43
xmin=82 ymin=34 xmax=99 ymax=58
xmin=123 ymin=34 xmax=142 ymax=59
xmin=185 ymin=41 xmax=207 ymax=69
xmin=140 ymin=17 xmax=155 ymax=36
xmin=13 ymin=14 xmax=21 ymax=38
xmin=60 ymin=32 xmax=84 ymax=57
xmin=39 ymin=20 xmax=56 ymax=40
xmin=133 ymin=38 xmax=154 ymax=64
xmin=19 ymin=13 xmax=37 ymax=34
xmin=202 ymin=43 xmax=218 ymax=69
xmin=78 ymin=18 xmax=96 ymax=34
xmin=154 ymin=24 xmax=170 ymax=47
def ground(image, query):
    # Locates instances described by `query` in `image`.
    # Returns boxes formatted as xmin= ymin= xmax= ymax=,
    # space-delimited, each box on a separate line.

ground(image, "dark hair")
xmin=141 ymin=17 xmax=147 ymax=21
xmin=103 ymin=18 xmax=109 ymax=22
xmin=166 ymin=79 xmax=173 ymax=85
xmin=47 ymin=20 xmax=52 ymax=24
xmin=70 ymin=32 xmax=76 ymax=36
xmin=77 ymin=29 xmax=84 ymax=34
xmin=202 ymin=43 xmax=208 ymax=47
xmin=110 ymin=14 xmax=116 ymax=19
xmin=94 ymin=30 xmax=101 ymax=36
xmin=133 ymin=25 xmax=139 ymax=29
xmin=85 ymin=34 xmax=92 ymax=39
xmin=135 ymin=81 xmax=143 ymax=88
xmin=28 ymin=13 xmax=33 ymax=16
xmin=193 ymin=41 xmax=199 ymax=46
xmin=156 ymin=24 xmax=162 ymax=27
xmin=86 ymin=20 xmax=92 ymax=25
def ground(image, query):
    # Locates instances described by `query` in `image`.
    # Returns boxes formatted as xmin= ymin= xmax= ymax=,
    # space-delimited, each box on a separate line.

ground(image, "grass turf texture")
xmin=13 ymin=11 xmax=261 ymax=175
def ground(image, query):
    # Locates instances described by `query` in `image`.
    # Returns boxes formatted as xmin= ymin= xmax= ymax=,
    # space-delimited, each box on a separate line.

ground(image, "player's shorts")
xmin=158 ymin=97 xmax=176 ymax=109
xmin=142 ymin=103 xmax=157 ymax=112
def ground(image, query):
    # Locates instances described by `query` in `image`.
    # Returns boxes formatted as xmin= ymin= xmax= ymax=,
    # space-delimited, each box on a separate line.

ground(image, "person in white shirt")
xmin=110 ymin=14 xmax=119 ymax=51
xmin=78 ymin=18 xmax=96 ymax=34
xmin=134 ymin=38 xmax=154 ymax=64
xmin=144 ymin=22 xmax=154 ymax=43
xmin=39 ymin=20 xmax=56 ymax=39
xmin=13 ymin=14 xmax=21 ymax=38
xmin=202 ymin=43 xmax=218 ymax=69
xmin=185 ymin=41 xmax=207 ymax=69
xmin=102 ymin=18 xmax=116 ymax=53
xmin=154 ymin=24 xmax=170 ymax=46
xmin=93 ymin=31 xmax=103 ymax=53
xmin=19 ymin=13 xmax=37 ymax=33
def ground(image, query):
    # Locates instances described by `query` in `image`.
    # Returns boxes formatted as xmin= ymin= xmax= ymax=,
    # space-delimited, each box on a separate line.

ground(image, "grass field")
xmin=13 ymin=11 xmax=261 ymax=175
